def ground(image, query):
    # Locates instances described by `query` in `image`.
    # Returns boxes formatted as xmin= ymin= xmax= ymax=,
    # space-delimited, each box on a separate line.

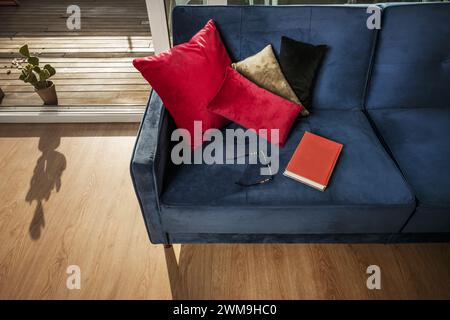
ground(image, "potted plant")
xmin=18 ymin=44 xmax=58 ymax=105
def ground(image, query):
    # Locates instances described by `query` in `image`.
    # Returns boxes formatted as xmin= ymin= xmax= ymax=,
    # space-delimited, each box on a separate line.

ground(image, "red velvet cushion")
xmin=133 ymin=20 xmax=230 ymax=148
xmin=208 ymin=67 xmax=303 ymax=146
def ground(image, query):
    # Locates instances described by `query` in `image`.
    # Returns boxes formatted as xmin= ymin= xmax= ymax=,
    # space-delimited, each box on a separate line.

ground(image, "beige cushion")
xmin=232 ymin=44 xmax=309 ymax=116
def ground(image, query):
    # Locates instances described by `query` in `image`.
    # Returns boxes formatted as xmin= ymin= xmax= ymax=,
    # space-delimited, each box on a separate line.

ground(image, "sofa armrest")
xmin=130 ymin=91 xmax=171 ymax=244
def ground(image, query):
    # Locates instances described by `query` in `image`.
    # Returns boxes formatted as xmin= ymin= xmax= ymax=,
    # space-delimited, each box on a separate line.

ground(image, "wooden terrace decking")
xmin=0 ymin=0 xmax=154 ymax=108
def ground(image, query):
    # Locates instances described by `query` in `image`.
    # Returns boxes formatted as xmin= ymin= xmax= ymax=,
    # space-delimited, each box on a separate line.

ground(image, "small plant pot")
xmin=0 ymin=87 xmax=4 ymax=104
xmin=36 ymin=81 xmax=58 ymax=105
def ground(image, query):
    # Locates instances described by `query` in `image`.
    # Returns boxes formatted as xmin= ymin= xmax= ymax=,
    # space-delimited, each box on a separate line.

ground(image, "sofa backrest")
xmin=366 ymin=3 xmax=450 ymax=110
xmin=172 ymin=5 xmax=377 ymax=111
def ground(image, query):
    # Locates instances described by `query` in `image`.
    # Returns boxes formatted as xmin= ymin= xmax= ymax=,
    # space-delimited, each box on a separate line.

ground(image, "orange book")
xmin=283 ymin=132 xmax=343 ymax=191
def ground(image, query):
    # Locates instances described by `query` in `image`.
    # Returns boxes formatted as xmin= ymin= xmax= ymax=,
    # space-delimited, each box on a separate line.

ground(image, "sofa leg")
xmin=164 ymin=244 xmax=172 ymax=249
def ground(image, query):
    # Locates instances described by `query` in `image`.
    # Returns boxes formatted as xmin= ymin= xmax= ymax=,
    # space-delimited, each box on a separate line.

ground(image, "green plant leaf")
xmin=20 ymin=70 xmax=30 ymax=83
xmin=43 ymin=64 xmax=56 ymax=77
xmin=25 ymin=72 xmax=37 ymax=86
xmin=19 ymin=44 xmax=30 ymax=58
xmin=33 ymin=66 xmax=41 ymax=73
xmin=27 ymin=56 xmax=39 ymax=66
xmin=40 ymin=69 xmax=50 ymax=81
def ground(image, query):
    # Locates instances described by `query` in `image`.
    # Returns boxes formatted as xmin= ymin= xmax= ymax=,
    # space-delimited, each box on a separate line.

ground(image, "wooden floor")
xmin=0 ymin=0 xmax=152 ymax=107
xmin=0 ymin=124 xmax=450 ymax=299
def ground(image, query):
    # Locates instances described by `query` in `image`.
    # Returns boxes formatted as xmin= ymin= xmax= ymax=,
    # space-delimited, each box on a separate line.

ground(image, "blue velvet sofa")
xmin=131 ymin=3 xmax=450 ymax=244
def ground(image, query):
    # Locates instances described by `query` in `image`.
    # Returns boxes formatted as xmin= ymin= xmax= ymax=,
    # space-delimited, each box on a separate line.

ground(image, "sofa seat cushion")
xmin=368 ymin=108 xmax=450 ymax=233
xmin=160 ymin=110 xmax=415 ymax=235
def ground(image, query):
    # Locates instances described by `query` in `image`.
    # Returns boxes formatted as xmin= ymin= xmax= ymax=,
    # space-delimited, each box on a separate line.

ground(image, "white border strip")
xmin=0 ymin=106 xmax=144 ymax=123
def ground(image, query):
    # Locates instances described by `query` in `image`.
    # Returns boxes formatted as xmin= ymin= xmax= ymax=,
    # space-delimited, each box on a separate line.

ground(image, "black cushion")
xmin=279 ymin=36 xmax=327 ymax=109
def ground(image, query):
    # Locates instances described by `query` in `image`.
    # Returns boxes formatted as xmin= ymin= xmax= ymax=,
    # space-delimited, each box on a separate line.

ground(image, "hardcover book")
xmin=283 ymin=132 xmax=343 ymax=191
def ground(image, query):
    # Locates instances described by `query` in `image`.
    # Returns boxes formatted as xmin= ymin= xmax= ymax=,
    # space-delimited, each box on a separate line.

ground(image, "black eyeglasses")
xmin=230 ymin=150 xmax=275 ymax=187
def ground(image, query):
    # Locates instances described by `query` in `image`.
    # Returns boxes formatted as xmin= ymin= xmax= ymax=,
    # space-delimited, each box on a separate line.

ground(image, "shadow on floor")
xmin=25 ymin=133 xmax=66 ymax=240
xmin=164 ymin=245 xmax=188 ymax=299
xmin=164 ymin=244 xmax=255 ymax=299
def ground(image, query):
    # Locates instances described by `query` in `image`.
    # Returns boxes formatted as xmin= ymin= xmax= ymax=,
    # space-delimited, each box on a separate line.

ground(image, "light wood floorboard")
xmin=0 ymin=124 xmax=449 ymax=299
